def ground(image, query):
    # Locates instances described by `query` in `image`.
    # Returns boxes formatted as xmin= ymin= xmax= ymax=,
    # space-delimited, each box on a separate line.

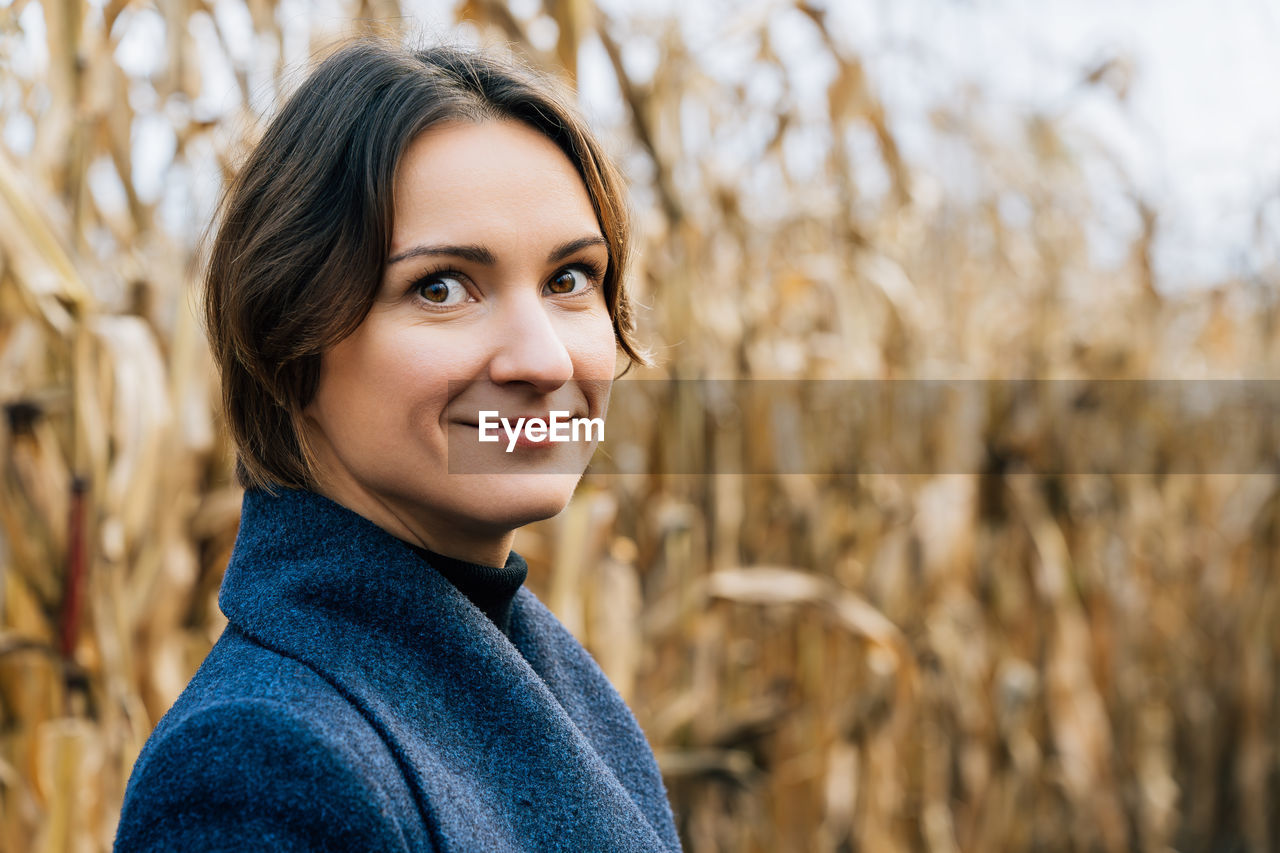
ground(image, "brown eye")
xmin=413 ymin=275 xmax=468 ymax=306
xmin=546 ymin=267 xmax=588 ymax=295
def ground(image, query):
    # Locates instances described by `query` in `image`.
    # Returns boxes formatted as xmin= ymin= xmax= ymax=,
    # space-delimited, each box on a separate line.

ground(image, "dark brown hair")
xmin=204 ymin=39 xmax=643 ymax=491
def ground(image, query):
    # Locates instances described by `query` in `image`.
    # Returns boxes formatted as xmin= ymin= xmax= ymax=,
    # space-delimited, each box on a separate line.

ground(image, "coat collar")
xmin=219 ymin=487 xmax=680 ymax=853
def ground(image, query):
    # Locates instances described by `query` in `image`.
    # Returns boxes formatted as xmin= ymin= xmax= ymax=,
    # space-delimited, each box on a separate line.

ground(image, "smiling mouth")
xmin=452 ymin=411 xmax=599 ymax=452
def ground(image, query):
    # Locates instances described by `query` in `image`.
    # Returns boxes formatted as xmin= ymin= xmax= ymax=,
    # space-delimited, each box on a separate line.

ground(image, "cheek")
xmin=321 ymin=339 xmax=393 ymax=413
xmin=572 ymin=314 xmax=617 ymax=418
xmin=572 ymin=310 xmax=620 ymax=380
xmin=312 ymin=325 xmax=447 ymax=436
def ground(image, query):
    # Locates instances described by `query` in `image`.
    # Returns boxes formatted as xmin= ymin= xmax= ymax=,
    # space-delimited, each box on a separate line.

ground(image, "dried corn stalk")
xmin=1 ymin=1 xmax=1277 ymax=851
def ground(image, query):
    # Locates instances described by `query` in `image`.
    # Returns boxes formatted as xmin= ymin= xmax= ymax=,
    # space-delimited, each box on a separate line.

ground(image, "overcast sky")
xmin=827 ymin=0 xmax=1280 ymax=286
xmin=586 ymin=0 xmax=1280 ymax=287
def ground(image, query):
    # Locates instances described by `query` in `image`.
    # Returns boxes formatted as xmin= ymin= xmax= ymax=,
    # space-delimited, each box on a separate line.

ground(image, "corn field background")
xmin=2 ymin=0 xmax=1279 ymax=850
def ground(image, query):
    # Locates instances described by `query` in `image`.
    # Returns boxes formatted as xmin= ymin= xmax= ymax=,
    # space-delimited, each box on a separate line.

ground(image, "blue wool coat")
xmin=115 ymin=488 xmax=682 ymax=852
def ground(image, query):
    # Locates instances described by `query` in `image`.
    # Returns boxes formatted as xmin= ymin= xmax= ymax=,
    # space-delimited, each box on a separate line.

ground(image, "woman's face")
xmin=302 ymin=119 xmax=617 ymax=565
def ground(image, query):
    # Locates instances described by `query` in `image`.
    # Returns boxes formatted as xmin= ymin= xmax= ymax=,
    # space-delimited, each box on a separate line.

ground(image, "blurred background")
xmin=2 ymin=0 xmax=1279 ymax=850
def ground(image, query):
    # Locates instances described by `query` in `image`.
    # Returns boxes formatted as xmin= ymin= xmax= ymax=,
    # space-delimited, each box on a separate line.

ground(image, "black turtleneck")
xmin=409 ymin=546 xmax=529 ymax=635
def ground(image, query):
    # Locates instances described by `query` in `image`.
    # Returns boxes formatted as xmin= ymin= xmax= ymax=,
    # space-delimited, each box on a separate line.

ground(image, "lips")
xmin=453 ymin=412 xmax=586 ymax=426
xmin=452 ymin=410 xmax=599 ymax=454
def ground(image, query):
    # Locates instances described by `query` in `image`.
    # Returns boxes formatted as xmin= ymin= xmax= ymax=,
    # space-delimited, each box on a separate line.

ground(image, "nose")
xmin=486 ymin=297 xmax=575 ymax=393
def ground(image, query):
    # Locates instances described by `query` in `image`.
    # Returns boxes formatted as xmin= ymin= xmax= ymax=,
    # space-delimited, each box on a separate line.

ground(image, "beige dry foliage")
xmin=1 ymin=1 xmax=1278 ymax=851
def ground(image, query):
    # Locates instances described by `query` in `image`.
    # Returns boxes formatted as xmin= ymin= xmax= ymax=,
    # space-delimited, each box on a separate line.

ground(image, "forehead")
xmin=390 ymin=119 xmax=602 ymax=253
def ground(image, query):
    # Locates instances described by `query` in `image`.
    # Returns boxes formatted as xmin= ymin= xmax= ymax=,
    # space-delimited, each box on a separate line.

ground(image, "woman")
xmin=115 ymin=39 xmax=681 ymax=852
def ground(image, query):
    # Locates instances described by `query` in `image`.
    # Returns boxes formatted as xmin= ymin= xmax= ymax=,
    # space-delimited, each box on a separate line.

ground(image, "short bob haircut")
xmin=204 ymin=40 xmax=644 ymax=492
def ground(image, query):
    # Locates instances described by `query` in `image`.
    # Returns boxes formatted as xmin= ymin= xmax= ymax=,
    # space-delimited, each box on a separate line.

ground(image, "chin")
xmin=452 ymin=472 xmax=584 ymax=530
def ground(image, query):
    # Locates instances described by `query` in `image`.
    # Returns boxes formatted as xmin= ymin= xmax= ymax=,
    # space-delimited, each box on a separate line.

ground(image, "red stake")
xmin=59 ymin=477 xmax=89 ymax=660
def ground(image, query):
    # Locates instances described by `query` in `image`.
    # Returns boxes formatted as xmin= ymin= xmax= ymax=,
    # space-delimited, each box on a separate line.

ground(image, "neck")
xmin=308 ymin=479 xmax=515 ymax=568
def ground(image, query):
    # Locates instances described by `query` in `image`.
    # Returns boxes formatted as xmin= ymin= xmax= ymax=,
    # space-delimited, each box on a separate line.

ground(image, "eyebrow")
xmin=387 ymin=235 xmax=607 ymax=266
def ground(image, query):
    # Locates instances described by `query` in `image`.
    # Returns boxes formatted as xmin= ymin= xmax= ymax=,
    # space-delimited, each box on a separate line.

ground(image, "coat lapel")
xmin=219 ymin=488 xmax=679 ymax=853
